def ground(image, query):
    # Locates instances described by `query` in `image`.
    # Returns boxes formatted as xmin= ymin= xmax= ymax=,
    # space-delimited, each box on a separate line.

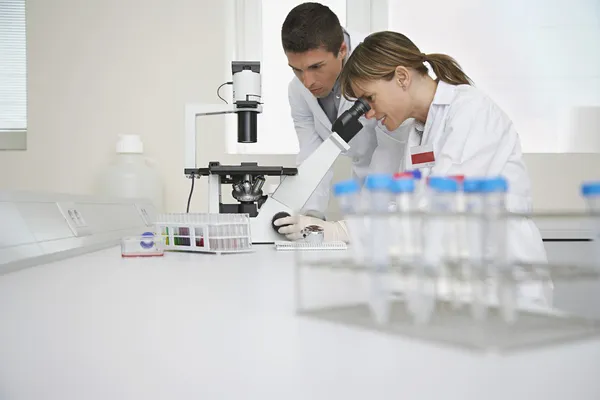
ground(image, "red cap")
xmin=393 ymin=172 xmax=413 ymax=179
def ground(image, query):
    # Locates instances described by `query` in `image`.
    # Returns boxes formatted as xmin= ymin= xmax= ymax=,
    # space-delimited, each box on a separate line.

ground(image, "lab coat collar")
xmin=431 ymin=80 xmax=456 ymax=105
xmin=417 ymin=81 xmax=456 ymax=146
xmin=413 ymin=120 xmax=425 ymax=133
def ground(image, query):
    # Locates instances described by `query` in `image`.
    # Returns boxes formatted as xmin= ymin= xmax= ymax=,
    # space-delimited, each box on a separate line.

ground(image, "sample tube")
xmin=389 ymin=177 xmax=421 ymax=317
xmin=389 ymin=177 xmax=418 ymax=262
xmin=463 ymin=178 xmax=487 ymax=320
xmin=419 ymin=177 xmax=459 ymax=323
xmin=364 ymin=174 xmax=394 ymax=325
xmin=582 ymin=181 xmax=600 ymax=264
xmin=480 ymin=177 xmax=514 ymax=324
xmin=333 ymin=179 xmax=363 ymax=263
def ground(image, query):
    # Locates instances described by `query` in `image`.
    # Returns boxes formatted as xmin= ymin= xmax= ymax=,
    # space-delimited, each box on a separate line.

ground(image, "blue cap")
xmin=428 ymin=177 xmax=458 ymax=193
xmin=333 ymin=179 xmax=360 ymax=196
xmin=409 ymin=169 xmax=422 ymax=180
xmin=463 ymin=178 xmax=483 ymax=193
xmin=365 ymin=174 xmax=393 ymax=191
xmin=390 ymin=178 xmax=415 ymax=193
xmin=582 ymin=181 xmax=600 ymax=197
xmin=140 ymin=231 xmax=155 ymax=249
xmin=479 ymin=177 xmax=508 ymax=193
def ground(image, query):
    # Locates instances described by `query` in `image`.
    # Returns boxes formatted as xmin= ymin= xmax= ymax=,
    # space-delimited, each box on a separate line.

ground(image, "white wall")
xmin=0 ymin=0 xmax=295 ymax=213
xmin=1 ymin=0 xmax=599 ymax=218
xmin=388 ymin=0 xmax=600 ymax=153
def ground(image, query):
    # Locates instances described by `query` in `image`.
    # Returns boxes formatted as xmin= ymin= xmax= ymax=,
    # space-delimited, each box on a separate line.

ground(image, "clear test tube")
xmin=582 ymin=182 xmax=600 ymax=264
xmin=419 ymin=177 xmax=459 ymax=324
xmin=463 ymin=178 xmax=487 ymax=321
xmin=426 ymin=177 xmax=460 ymax=270
xmin=364 ymin=174 xmax=394 ymax=325
xmin=391 ymin=172 xmax=413 ymax=213
xmin=333 ymin=179 xmax=362 ymax=262
xmin=389 ymin=177 xmax=418 ymax=262
xmin=448 ymin=175 xmax=467 ymax=309
xmin=364 ymin=174 xmax=394 ymax=264
xmin=389 ymin=177 xmax=420 ymax=317
xmin=480 ymin=177 xmax=514 ymax=324
xmin=405 ymin=170 xmax=427 ymax=211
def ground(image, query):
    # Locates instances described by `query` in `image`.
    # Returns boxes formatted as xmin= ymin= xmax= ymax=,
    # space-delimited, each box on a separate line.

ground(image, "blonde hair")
xmin=341 ymin=31 xmax=473 ymax=99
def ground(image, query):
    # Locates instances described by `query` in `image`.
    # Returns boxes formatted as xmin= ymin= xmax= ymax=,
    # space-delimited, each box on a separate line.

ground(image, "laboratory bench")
xmin=0 ymin=241 xmax=599 ymax=400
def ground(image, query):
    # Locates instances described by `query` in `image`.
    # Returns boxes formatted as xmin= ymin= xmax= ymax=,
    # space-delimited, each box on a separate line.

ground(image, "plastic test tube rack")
xmin=154 ymin=213 xmax=253 ymax=254
xmin=292 ymin=208 xmax=600 ymax=353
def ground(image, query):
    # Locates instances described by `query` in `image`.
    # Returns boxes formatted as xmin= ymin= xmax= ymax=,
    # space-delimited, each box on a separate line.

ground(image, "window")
xmin=388 ymin=0 xmax=600 ymax=153
xmin=0 ymin=0 xmax=27 ymax=150
xmin=227 ymin=0 xmax=378 ymax=155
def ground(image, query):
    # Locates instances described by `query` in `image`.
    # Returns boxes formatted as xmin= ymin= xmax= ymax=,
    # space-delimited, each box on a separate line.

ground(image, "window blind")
xmin=0 ymin=0 xmax=27 ymax=132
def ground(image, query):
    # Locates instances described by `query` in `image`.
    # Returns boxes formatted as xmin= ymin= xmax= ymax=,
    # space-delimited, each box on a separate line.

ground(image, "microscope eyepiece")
xmin=332 ymin=97 xmax=371 ymax=143
xmin=350 ymin=97 xmax=371 ymax=116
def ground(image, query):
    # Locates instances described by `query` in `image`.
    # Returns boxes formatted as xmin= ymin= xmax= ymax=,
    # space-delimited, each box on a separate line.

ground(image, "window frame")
xmin=226 ymin=0 xmax=388 ymax=155
xmin=0 ymin=0 xmax=27 ymax=151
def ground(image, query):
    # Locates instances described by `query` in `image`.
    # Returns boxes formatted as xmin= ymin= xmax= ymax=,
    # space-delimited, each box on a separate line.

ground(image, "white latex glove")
xmin=273 ymin=215 xmax=349 ymax=242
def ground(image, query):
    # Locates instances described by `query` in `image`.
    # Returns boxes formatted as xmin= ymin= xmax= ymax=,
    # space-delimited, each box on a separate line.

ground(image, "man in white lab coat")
xmin=278 ymin=2 xmax=412 ymax=232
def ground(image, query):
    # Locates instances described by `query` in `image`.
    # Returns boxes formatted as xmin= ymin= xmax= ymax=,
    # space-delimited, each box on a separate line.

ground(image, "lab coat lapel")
xmin=404 ymin=122 xmax=425 ymax=171
xmin=302 ymin=89 xmax=332 ymax=132
xmin=338 ymin=95 xmax=350 ymax=117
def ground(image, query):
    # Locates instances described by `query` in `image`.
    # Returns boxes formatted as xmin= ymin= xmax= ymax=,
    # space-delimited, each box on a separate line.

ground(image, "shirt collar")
xmin=342 ymin=28 xmax=351 ymax=60
xmin=414 ymin=120 xmax=425 ymax=133
xmin=431 ymin=80 xmax=455 ymax=105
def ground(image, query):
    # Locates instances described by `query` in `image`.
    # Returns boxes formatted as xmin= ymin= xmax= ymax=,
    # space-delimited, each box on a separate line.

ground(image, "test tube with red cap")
xmin=393 ymin=172 xmax=413 ymax=179
xmin=449 ymin=175 xmax=465 ymax=183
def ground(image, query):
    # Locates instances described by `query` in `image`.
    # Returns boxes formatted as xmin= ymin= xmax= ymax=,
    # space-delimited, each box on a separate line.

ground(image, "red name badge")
xmin=411 ymin=143 xmax=435 ymax=168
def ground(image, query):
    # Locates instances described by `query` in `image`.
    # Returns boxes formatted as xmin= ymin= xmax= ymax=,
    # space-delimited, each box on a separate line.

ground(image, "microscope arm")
xmin=271 ymin=133 xmax=350 ymax=210
xmin=252 ymin=99 xmax=369 ymax=243
xmin=185 ymin=103 xmax=236 ymax=173
xmin=250 ymin=132 xmax=350 ymax=243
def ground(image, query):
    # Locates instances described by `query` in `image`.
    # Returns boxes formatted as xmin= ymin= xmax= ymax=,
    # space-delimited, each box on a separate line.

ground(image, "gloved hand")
xmin=273 ymin=215 xmax=349 ymax=242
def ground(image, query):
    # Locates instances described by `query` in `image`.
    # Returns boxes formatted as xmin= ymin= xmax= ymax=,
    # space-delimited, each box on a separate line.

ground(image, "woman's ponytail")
xmin=340 ymin=31 xmax=474 ymax=100
xmin=424 ymin=53 xmax=473 ymax=86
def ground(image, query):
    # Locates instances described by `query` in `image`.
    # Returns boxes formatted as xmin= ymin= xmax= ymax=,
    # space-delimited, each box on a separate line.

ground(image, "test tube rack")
xmin=293 ymin=209 xmax=600 ymax=353
xmin=154 ymin=213 xmax=253 ymax=254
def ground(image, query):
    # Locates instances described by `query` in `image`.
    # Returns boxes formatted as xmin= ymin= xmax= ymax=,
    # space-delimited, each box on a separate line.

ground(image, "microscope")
xmin=184 ymin=61 xmax=370 ymax=244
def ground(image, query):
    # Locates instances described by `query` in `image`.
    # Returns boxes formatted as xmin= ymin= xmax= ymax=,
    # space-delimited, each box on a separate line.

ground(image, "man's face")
xmin=286 ymin=43 xmax=347 ymax=98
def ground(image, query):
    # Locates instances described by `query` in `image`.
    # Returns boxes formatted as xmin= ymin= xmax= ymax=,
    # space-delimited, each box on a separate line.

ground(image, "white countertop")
xmin=0 ymin=244 xmax=599 ymax=400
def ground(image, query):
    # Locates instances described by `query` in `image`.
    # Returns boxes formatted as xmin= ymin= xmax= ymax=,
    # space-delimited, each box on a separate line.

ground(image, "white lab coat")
xmin=288 ymin=31 xmax=412 ymax=216
xmin=404 ymin=80 xmax=547 ymax=266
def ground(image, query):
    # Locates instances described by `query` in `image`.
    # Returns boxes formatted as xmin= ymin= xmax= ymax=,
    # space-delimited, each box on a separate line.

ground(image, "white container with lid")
xmin=96 ymin=134 xmax=164 ymax=212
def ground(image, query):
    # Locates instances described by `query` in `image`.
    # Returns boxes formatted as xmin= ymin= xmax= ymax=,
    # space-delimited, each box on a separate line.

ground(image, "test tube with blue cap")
xmin=462 ymin=177 xmax=488 ymax=320
xmin=333 ymin=179 xmax=364 ymax=262
xmin=364 ymin=173 xmax=394 ymax=325
xmin=388 ymin=175 xmax=422 ymax=317
xmin=364 ymin=174 xmax=394 ymax=263
xmin=408 ymin=176 xmax=459 ymax=323
xmin=426 ymin=176 xmax=460 ymax=266
xmin=582 ymin=181 xmax=600 ymax=264
xmin=479 ymin=176 xmax=517 ymax=323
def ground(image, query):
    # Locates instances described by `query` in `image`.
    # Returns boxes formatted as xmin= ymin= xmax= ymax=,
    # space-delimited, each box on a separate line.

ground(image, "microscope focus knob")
xmin=271 ymin=211 xmax=291 ymax=234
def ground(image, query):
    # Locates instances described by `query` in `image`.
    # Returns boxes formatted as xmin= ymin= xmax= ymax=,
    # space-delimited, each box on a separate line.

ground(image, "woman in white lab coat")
xmin=338 ymin=30 xmax=547 ymax=266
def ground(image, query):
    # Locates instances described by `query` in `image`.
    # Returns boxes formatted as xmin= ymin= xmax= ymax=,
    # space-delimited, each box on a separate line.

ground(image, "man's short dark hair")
xmin=281 ymin=2 xmax=344 ymax=55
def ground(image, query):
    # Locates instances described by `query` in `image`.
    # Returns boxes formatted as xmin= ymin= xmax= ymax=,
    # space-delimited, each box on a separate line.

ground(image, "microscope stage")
xmin=185 ymin=162 xmax=297 ymax=183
